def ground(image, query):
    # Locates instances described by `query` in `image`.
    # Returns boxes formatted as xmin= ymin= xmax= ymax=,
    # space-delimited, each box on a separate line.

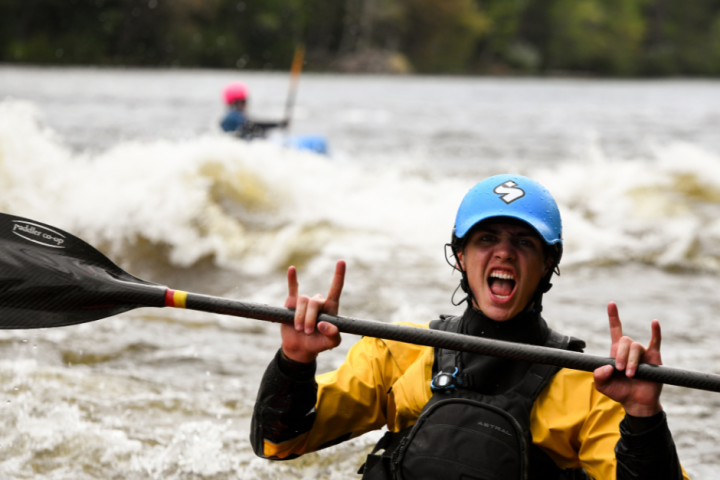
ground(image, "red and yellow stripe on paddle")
xmin=165 ymin=289 xmax=188 ymax=308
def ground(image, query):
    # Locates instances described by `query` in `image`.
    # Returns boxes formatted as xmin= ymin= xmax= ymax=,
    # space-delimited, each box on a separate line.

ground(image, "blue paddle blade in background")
xmin=285 ymin=134 xmax=329 ymax=155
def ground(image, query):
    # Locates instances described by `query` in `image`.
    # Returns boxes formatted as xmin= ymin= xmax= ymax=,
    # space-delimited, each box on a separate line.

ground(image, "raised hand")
xmin=281 ymin=261 xmax=345 ymax=364
xmin=593 ymin=302 xmax=663 ymax=417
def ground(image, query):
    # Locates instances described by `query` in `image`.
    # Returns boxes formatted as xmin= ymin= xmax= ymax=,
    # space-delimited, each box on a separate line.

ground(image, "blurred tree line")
xmin=3 ymin=0 xmax=720 ymax=75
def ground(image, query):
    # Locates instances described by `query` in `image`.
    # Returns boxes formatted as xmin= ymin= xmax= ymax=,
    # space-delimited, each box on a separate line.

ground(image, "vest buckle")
xmin=431 ymin=367 xmax=461 ymax=392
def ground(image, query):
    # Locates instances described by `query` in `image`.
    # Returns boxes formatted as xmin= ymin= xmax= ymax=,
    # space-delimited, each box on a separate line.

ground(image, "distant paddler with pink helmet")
xmin=220 ymin=80 xmax=288 ymax=139
xmin=220 ymin=46 xmax=329 ymax=155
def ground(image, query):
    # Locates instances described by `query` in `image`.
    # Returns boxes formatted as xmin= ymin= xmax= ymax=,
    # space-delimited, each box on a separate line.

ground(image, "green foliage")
xmin=646 ymin=0 xmax=720 ymax=76
xmin=402 ymin=0 xmax=488 ymax=73
xmin=3 ymin=0 xmax=720 ymax=75
xmin=0 ymin=0 xmax=303 ymax=69
xmin=479 ymin=0 xmax=537 ymax=71
xmin=547 ymin=0 xmax=645 ymax=75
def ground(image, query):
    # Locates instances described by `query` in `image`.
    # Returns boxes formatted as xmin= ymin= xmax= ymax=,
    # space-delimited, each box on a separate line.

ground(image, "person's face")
xmin=457 ymin=220 xmax=553 ymax=322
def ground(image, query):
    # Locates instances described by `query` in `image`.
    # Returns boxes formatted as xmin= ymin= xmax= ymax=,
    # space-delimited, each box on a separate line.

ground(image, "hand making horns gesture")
xmin=281 ymin=260 xmax=345 ymax=364
xmin=593 ymin=302 xmax=664 ymax=417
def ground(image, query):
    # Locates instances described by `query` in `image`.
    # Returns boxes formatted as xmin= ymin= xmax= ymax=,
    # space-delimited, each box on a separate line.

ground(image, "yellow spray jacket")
xmin=260 ymin=322 xmax=690 ymax=480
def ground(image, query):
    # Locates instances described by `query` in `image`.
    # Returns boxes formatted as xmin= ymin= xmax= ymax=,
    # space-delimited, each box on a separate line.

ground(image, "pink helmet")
xmin=223 ymin=81 xmax=249 ymax=104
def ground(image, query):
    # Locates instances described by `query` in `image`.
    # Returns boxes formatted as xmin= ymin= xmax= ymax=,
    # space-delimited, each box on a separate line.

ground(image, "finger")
xmin=318 ymin=321 xmax=339 ymax=336
xmin=285 ymin=266 xmax=299 ymax=309
xmin=305 ymin=294 xmax=324 ymax=334
xmin=626 ymin=342 xmax=645 ymax=377
xmin=645 ymin=319 xmax=663 ymax=366
xmin=593 ymin=365 xmax=615 ymax=389
xmin=318 ymin=321 xmax=340 ymax=339
xmin=615 ymin=336 xmax=632 ymax=371
xmin=326 ymin=260 xmax=346 ymax=306
xmin=295 ymin=295 xmax=309 ymax=332
xmin=608 ymin=302 xmax=623 ymax=346
xmin=648 ymin=319 xmax=662 ymax=352
xmin=318 ymin=322 xmax=342 ymax=350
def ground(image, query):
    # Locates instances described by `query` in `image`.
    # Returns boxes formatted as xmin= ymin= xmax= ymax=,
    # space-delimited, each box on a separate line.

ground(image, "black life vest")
xmin=359 ymin=315 xmax=589 ymax=480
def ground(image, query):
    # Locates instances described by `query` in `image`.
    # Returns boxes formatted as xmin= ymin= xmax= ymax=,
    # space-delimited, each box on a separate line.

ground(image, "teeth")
xmin=489 ymin=271 xmax=515 ymax=280
xmin=495 ymin=295 xmax=509 ymax=299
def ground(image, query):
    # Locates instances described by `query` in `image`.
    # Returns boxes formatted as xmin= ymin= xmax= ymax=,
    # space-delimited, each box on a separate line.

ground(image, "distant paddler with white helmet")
xmin=250 ymin=174 xmax=690 ymax=479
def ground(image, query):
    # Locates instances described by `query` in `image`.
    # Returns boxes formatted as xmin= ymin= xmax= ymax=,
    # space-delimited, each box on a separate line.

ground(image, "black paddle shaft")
xmin=0 ymin=211 xmax=718 ymax=393
xmin=184 ymin=291 xmax=720 ymax=393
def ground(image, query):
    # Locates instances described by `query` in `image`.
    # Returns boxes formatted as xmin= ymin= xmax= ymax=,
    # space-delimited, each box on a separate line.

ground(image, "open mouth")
xmin=488 ymin=270 xmax=516 ymax=300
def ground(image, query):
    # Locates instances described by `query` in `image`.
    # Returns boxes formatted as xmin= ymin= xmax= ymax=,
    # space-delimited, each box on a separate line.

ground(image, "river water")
xmin=1 ymin=66 xmax=720 ymax=478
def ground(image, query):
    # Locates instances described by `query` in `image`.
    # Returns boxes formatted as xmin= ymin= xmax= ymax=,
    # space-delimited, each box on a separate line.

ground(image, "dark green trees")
xmin=2 ymin=0 xmax=720 ymax=76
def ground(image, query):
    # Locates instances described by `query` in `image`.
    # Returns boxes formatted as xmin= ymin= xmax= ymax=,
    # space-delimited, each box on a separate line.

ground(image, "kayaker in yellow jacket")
xmin=251 ymin=174 xmax=689 ymax=480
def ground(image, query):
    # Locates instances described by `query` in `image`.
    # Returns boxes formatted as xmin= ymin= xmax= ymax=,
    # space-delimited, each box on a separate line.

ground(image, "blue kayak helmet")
xmin=449 ymin=174 xmax=563 ymax=307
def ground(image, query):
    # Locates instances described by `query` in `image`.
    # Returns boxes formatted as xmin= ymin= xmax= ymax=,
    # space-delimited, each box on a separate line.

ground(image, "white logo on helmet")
xmin=493 ymin=181 xmax=525 ymax=204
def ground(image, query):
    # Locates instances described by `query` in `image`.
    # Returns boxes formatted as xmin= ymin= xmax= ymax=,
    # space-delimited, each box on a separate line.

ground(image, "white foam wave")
xmin=537 ymin=141 xmax=720 ymax=270
xmin=2 ymin=98 xmax=720 ymax=275
xmin=0 ymin=357 xmax=382 ymax=479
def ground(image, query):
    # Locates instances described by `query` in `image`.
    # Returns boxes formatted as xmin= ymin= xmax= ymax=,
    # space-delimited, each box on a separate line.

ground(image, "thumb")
xmin=593 ymin=365 xmax=614 ymax=388
xmin=317 ymin=321 xmax=339 ymax=337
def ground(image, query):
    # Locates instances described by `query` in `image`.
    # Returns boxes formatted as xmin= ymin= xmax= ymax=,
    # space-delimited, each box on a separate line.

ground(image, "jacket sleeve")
xmin=251 ymin=337 xmax=405 ymax=460
xmin=250 ymin=349 xmax=319 ymax=460
xmin=529 ymin=369 xmax=690 ymax=480
xmin=615 ymin=412 xmax=686 ymax=480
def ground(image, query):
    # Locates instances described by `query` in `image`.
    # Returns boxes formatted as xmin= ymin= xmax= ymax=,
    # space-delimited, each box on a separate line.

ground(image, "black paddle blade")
xmin=0 ymin=213 xmax=166 ymax=329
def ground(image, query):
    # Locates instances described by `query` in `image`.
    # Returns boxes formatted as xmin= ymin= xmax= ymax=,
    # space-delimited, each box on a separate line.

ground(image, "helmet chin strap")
xmin=446 ymin=238 xmax=474 ymax=307
xmin=455 ymin=267 xmax=473 ymax=307
xmin=526 ymin=269 xmax=555 ymax=315
xmin=526 ymin=242 xmax=562 ymax=315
